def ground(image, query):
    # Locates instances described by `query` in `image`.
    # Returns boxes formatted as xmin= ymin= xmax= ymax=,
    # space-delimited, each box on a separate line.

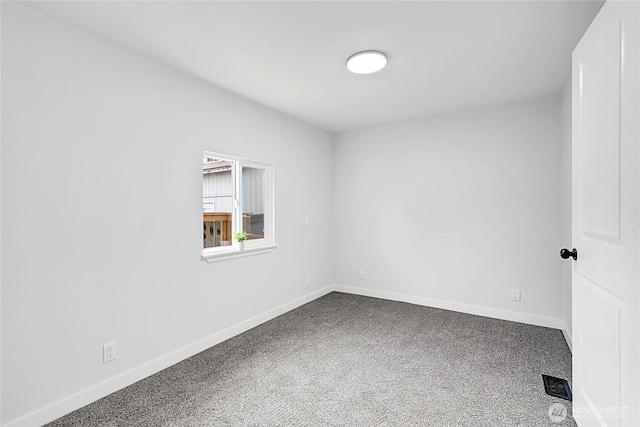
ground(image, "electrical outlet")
xmin=306 ymin=274 xmax=311 ymax=286
xmin=359 ymin=270 xmax=365 ymax=280
xmin=103 ymin=341 xmax=117 ymax=363
xmin=511 ymin=289 xmax=521 ymax=302
xmin=305 ymin=214 xmax=311 ymax=225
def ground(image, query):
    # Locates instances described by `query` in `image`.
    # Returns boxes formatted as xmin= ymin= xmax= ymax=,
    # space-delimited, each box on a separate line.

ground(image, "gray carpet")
xmin=47 ymin=292 xmax=575 ymax=426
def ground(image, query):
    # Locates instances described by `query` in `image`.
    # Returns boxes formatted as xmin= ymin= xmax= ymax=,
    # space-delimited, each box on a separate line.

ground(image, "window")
xmin=202 ymin=151 xmax=275 ymax=262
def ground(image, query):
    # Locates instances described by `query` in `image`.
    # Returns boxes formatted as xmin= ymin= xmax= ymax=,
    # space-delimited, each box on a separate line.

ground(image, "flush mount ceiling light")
xmin=346 ymin=50 xmax=388 ymax=74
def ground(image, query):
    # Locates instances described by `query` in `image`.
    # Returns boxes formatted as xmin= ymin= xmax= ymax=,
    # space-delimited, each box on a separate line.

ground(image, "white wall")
xmin=0 ymin=2 xmax=574 ymax=424
xmin=0 ymin=2 xmax=3 ymax=423
xmin=333 ymin=97 xmax=563 ymax=326
xmin=560 ymin=80 xmax=573 ymax=350
xmin=1 ymin=3 xmax=333 ymax=425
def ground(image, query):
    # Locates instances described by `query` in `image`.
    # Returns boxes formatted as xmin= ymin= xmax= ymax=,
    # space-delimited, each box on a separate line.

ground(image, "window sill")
xmin=201 ymin=244 xmax=277 ymax=263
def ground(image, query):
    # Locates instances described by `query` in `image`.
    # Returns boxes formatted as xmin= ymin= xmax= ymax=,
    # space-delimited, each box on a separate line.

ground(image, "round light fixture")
xmin=346 ymin=50 xmax=388 ymax=74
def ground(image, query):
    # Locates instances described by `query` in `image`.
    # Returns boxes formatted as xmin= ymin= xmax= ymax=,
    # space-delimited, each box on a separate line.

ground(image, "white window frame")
xmin=201 ymin=151 xmax=276 ymax=262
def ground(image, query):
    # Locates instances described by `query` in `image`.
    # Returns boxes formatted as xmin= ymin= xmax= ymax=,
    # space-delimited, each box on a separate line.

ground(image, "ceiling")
xmin=20 ymin=1 xmax=603 ymax=133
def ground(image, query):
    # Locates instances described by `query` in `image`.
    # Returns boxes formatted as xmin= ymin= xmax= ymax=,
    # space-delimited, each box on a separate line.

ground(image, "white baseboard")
xmin=4 ymin=286 xmax=333 ymax=427
xmin=333 ymin=284 xmax=563 ymax=330
xmin=561 ymin=319 xmax=573 ymax=353
xmin=6 ymin=284 xmax=566 ymax=426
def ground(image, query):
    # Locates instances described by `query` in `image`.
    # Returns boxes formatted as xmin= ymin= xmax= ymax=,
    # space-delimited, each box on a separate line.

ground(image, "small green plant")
xmin=233 ymin=231 xmax=249 ymax=242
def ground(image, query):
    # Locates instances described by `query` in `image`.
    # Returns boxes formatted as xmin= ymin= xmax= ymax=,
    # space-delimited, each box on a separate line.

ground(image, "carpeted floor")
xmin=47 ymin=292 xmax=575 ymax=426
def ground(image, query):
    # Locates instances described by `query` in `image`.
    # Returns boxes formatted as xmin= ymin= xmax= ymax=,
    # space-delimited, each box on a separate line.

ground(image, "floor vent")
xmin=542 ymin=374 xmax=572 ymax=401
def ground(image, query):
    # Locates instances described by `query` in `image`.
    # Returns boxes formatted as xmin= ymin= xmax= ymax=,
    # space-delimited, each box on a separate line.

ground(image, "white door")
xmin=571 ymin=1 xmax=639 ymax=426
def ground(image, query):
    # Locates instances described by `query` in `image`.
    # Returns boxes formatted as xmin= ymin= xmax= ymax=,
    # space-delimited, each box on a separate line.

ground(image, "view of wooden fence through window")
xmin=203 ymin=156 xmax=266 ymax=249
xmin=203 ymin=212 xmax=231 ymax=248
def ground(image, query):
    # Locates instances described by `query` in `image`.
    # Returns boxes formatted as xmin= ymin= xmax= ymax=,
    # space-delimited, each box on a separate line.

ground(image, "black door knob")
xmin=560 ymin=248 xmax=577 ymax=260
